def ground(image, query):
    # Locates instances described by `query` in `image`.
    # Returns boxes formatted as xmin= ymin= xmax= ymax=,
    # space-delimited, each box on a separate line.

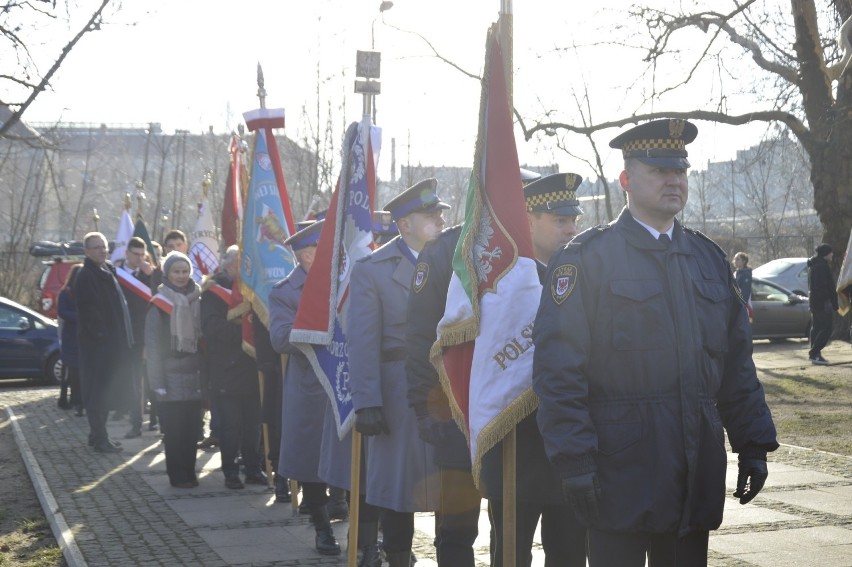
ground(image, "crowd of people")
xmin=54 ymin=119 xmax=811 ymax=567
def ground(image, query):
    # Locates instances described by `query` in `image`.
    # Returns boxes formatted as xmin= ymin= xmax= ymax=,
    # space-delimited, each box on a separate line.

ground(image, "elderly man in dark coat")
xmin=74 ymin=232 xmax=133 ymax=453
xmin=349 ymin=179 xmax=446 ymax=567
xmin=268 ymin=220 xmax=341 ymax=557
xmin=201 ymin=245 xmax=265 ymax=489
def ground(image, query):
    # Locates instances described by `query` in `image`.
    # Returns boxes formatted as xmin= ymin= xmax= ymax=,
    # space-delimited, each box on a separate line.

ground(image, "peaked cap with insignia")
xmin=383 ymin=178 xmax=450 ymax=221
xmin=283 ymin=219 xmax=324 ymax=250
xmin=609 ymin=118 xmax=698 ymax=169
xmin=524 ymin=172 xmax=584 ymax=216
xmin=520 ymin=167 xmax=542 ymax=186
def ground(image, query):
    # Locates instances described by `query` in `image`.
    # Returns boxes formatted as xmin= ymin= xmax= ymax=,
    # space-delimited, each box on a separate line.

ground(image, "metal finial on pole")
xmin=257 ymin=62 xmax=267 ymax=109
xmin=202 ymin=172 xmax=212 ymax=198
xmin=92 ymin=208 xmax=100 ymax=232
xmin=124 ymin=192 xmax=132 ymax=210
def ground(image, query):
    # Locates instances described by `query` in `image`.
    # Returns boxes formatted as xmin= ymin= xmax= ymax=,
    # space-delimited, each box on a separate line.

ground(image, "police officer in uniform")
xmin=268 ymin=220 xmax=341 ymax=556
xmin=532 ymin=119 xmax=779 ymax=566
xmin=349 ymin=178 xmax=446 ymax=567
xmin=406 ymin=169 xmax=541 ymax=566
xmin=481 ymin=172 xmax=587 ymax=567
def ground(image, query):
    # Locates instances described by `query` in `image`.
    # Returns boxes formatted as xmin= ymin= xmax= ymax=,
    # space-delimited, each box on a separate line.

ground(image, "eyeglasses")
xmin=127 ymin=250 xmax=145 ymax=257
xmin=86 ymin=245 xmax=107 ymax=251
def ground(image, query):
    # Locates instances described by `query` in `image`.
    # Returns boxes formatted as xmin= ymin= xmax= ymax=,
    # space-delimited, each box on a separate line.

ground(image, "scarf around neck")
xmin=157 ymin=279 xmax=202 ymax=353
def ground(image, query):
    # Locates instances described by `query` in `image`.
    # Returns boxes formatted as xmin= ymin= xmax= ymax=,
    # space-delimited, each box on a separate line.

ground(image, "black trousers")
xmin=809 ymin=310 xmax=833 ymax=358
xmin=159 ymin=400 xmax=202 ymax=485
xmin=215 ymin=392 xmax=262 ymax=477
xmin=489 ymin=499 xmax=586 ymax=567
xmin=588 ymin=529 xmax=709 ymax=567
xmin=381 ymin=508 xmax=415 ymax=554
xmin=435 ymin=467 xmax=481 ymax=566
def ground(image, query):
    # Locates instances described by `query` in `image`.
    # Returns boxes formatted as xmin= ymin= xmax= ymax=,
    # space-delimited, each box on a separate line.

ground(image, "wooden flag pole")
xmin=347 ymin=430 xmax=363 ymax=567
xmin=499 ymin=3 xmax=517 ymax=566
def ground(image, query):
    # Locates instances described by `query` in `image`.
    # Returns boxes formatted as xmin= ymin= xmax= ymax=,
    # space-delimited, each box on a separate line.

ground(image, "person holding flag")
xmin=480 ymin=173 xmax=587 ymax=566
xmin=114 ymin=236 xmax=156 ymax=439
xmin=268 ymin=220 xmax=341 ymax=557
xmin=349 ymin=178 xmax=447 ymax=567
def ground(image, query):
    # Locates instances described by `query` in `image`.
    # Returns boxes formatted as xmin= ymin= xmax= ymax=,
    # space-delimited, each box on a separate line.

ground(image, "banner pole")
xmin=499 ymin=3 xmax=517 ymax=566
xmin=347 ymin=430 xmax=363 ymax=566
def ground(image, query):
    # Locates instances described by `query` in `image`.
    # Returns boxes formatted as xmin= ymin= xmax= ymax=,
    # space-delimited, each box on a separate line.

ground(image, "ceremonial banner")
xmin=188 ymin=192 xmax=220 ymax=283
xmin=222 ymin=133 xmax=246 ymax=248
xmin=132 ymin=217 xmax=158 ymax=266
xmin=290 ymin=118 xmax=380 ymax=438
xmin=837 ymin=228 xmax=852 ymax=316
xmin=239 ymin=108 xmax=296 ymax=326
xmin=431 ymin=26 xmax=542 ymax=485
xmin=110 ymin=207 xmax=134 ymax=262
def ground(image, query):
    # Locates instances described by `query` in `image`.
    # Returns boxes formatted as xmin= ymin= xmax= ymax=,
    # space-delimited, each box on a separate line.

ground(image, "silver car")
xmin=752 ymin=257 xmax=809 ymax=296
xmin=750 ymin=278 xmax=811 ymax=341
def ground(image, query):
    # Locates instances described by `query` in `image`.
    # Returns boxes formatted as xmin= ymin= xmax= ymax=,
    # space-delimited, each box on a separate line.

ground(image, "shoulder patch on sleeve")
xmin=550 ymin=263 xmax=578 ymax=305
xmin=413 ymin=262 xmax=429 ymax=293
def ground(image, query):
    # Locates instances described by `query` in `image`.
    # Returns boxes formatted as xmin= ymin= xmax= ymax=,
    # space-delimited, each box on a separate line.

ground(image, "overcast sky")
xmin=22 ymin=0 xmax=777 ymax=182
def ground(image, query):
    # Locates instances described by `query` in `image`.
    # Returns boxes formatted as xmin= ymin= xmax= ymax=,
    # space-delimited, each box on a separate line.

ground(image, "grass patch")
xmin=759 ymin=365 xmax=852 ymax=456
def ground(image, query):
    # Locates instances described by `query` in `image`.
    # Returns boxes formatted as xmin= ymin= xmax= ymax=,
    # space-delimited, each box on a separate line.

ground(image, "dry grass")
xmin=758 ymin=363 xmax=852 ymax=456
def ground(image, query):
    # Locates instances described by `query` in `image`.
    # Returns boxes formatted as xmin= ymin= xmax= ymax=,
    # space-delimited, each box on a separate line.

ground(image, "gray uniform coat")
xmin=348 ymin=237 xmax=440 ymax=512
xmin=318 ymin=399 xmax=355 ymax=490
xmin=268 ymin=265 xmax=325 ymax=483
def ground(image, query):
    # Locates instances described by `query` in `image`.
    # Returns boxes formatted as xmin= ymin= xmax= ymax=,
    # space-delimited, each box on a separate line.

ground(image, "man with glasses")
xmin=74 ymin=232 xmax=134 ymax=453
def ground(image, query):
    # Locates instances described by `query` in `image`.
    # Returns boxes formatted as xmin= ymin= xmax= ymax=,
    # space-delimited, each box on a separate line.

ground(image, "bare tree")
xmin=522 ymin=0 xmax=851 ymax=272
xmin=0 ymin=0 xmax=115 ymax=137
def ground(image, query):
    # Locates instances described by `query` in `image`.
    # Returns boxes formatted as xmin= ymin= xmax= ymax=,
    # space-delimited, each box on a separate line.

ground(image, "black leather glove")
xmin=561 ymin=472 xmax=601 ymax=524
xmin=733 ymin=456 xmax=768 ymax=504
xmin=355 ymin=407 xmax=390 ymax=436
xmin=416 ymin=414 xmax=447 ymax=445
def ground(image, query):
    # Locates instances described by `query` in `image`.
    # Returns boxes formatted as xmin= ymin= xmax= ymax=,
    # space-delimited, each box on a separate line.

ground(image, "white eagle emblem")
xmin=473 ymin=209 xmax=502 ymax=283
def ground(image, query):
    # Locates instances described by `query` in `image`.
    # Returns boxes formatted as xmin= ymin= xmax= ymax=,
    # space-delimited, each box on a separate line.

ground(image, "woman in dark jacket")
xmin=57 ymin=264 xmax=84 ymax=414
xmin=145 ymin=252 xmax=204 ymax=488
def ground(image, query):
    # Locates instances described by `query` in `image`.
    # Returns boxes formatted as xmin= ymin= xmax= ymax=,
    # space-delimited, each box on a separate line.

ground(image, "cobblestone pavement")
xmin=2 ymin=340 xmax=851 ymax=566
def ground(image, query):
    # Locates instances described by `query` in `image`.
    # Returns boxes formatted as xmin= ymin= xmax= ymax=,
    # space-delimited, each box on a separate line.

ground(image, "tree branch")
xmin=521 ymin=109 xmax=811 ymax=150
xmin=0 ymin=0 xmax=113 ymax=138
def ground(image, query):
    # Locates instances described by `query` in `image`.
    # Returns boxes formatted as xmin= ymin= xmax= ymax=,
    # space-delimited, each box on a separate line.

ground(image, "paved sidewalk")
xmin=3 ymin=339 xmax=851 ymax=566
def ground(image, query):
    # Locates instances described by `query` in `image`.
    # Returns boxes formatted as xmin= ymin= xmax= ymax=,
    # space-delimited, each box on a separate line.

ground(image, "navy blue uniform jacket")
xmin=533 ymin=209 xmax=778 ymax=535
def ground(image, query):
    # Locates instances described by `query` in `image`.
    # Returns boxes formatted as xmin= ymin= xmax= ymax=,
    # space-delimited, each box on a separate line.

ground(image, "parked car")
xmin=752 ymin=257 xmax=809 ymax=297
xmin=750 ymin=277 xmax=811 ymax=341
xmin=35 ymin=257 xmax=82 ymax=319
xmin=0 ymin=296 xmax=63 ymax=383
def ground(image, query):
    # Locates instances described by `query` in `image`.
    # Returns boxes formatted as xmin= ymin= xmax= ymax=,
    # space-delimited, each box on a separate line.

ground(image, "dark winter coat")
xmin=57 ymin=288 xmax=80 ymax=367
xmin=807 ymin=255 xmax=838 ymax=313
xmin=200 ymin=272 xmax=258 ymax=397
xmin=533 ymin=209 xmax=778 ymax=536
xmin=74 ymin=257 xmax=132 ymax=409
xmin=405 ymin=225 xmax=472 ymax=470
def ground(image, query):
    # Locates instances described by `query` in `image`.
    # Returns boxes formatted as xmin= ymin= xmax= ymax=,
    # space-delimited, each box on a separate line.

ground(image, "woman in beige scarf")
xmin=145 ymin=252 xmax=204 ymax=488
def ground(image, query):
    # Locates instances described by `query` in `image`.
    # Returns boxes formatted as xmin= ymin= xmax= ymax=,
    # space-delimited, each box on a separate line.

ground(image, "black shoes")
xmin=244 ymin=471 xmax=268 ymax=486
xmin=124 ymin=428 xmax=142 ymax=439
xmin=315 ymin=527 xmax=341 ymax=556
xmin=74 ymin=407 xmax=85 ymax=417
xmin=358 ymin=543 xmax=383 ymax=567
xmin=274 ymin=475 xmax=292 ymax=503
xmin=88 ymin=433 xmax=122 ymax=448
xmin=197 ymin=436 xmax=219 ymax=449
xmin=810 ymin=355 xmax=829 ymax=365
xmin=57 ymin=398 xmax=71 ymax=409
xmin=225 ymin=475 xmax=245 ymax=489
xmin=93 ymin=442 xmax=123 ymax=453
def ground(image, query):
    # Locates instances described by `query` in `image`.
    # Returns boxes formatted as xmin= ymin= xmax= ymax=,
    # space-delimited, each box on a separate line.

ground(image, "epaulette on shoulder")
xmin=272 ymin=277 xmax=288 ymax=289
xmin=564 ymin=224 xmax=610 ymax=252
xmin=682 ymin=226 xmax=726 ymax=259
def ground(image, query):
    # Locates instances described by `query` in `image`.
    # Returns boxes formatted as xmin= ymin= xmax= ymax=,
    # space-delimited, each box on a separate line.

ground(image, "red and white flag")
xmin=110 ymin=207 xmax=134 ymax=262
xmin=189 ymin=191 xmax=220 ymax=283
xmin=431 ymin=25 xmax=541 ymax=485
